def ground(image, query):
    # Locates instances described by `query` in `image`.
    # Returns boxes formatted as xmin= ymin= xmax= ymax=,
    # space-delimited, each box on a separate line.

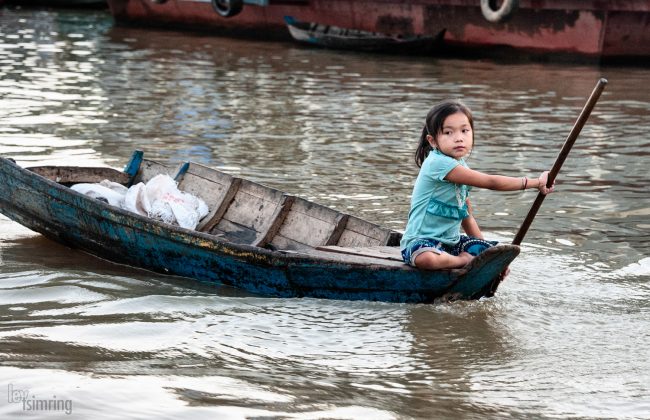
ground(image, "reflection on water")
xmin=1 ymin=6 xmax=649 ymax=419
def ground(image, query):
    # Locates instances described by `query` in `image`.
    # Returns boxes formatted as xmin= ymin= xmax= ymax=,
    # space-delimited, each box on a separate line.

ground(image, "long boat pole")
xmin=487 ymin=78 xmax=608 ymax=297
xmin=511 ymin=78 xmax=608 ymax=246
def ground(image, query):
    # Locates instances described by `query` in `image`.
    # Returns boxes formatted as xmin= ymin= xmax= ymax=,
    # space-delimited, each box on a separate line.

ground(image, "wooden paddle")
xmin=488 ymin=77 xmax=608 ymax=295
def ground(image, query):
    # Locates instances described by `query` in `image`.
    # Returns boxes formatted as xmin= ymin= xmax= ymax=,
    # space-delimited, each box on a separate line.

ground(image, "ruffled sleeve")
xmin=425 ymin=150 xmax=460 ymax=181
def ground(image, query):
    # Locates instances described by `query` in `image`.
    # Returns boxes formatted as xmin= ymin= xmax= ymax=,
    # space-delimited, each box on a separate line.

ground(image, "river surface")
xmin=1 ymin=6 xmax=649 ymax=419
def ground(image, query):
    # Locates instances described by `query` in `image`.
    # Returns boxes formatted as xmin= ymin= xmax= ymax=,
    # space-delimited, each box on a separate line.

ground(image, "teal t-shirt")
xmin=400 ymin=149 xmax=471 ymax=249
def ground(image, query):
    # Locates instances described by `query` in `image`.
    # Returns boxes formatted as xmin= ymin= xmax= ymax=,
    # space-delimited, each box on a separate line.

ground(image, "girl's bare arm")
xmin=462 ymin=198 xmax=483 ymax=238
xmin=446 ymin=165 xmax=554 ymax=194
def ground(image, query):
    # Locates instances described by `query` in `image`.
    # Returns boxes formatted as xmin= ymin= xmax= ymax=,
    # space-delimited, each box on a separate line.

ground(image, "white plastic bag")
xmin=122 ymin=182 xmax=151 ymax=217
xmin=167 ymin=192 xmax=209 ymax=229
xmin=145 ymin=175 xmax=209 ymax=230
xmin=71 ymin=183 xmax=126 ymax=207
xmin=73 ymin=174 xmax=209 ymax=230
xmin=134 ymin=174 xmax=209 ymax=230
xmin=99 ymin=179 xmax=129 ymax=195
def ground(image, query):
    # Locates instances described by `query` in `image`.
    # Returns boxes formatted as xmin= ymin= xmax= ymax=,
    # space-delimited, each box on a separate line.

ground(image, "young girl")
xmin=401 ymin=100 xmax=555 ymax=270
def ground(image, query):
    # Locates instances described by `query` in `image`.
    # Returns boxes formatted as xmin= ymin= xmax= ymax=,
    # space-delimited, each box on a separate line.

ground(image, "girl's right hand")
xmin=538 ymin=171 xmax=555 ymax=195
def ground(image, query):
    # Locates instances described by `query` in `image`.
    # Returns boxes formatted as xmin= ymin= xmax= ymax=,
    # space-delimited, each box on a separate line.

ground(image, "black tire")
xmin=211 ymin=0 xmax=244 ymax=18
xmin=150 ymin=0 xmax=168 ymax=4
xmin=480 ymin=0 xmax=518 ymax=23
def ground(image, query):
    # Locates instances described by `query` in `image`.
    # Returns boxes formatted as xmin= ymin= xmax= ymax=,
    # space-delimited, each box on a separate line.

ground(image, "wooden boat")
xmin=0 ymin=151 xmax=519 ymax=303
xmin=283 ymin=16 xmax=444 ymax=53
xmin=106 ymin=0 xmax=650 ymax=62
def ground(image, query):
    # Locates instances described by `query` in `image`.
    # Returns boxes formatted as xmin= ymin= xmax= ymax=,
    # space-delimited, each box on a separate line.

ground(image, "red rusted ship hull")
xmin=106 ymin=0 xmax=650 ymax=61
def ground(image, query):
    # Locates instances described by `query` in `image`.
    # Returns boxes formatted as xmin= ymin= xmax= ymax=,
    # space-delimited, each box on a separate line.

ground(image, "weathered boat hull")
xmin=0 ymin=155 xmax=518 ymax=303
xmin=106 ymin=0 xmax=650 ymax=61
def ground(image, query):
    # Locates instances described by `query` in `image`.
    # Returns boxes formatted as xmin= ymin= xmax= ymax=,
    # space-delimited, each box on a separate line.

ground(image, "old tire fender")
xmin=212 ymin=0 xmax=244 ymax=18
xmin=480 ymin=0 xmax=518 ymax=23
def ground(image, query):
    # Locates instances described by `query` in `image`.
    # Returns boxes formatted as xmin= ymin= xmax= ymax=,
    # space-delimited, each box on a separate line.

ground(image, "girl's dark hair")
xmin=414 ymin=100 xmax=474 ymax=167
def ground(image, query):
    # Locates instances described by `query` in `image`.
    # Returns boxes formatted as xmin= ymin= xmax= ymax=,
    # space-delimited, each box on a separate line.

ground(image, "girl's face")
xmin=428 ymin=112 xmax=473 ymax=160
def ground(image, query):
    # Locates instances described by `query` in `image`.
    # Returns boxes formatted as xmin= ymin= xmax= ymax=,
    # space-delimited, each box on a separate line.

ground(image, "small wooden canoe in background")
xmin=284 ymin=16 xmax=445 ymax=53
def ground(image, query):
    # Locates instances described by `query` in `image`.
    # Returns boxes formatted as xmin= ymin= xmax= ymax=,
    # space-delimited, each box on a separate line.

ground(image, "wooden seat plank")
xmin=211 ymin=179 xmax=285 ymax=244
xmin=336 ymin=215 xmax=393 ymax=247
xmin=255 ymin=195 xmax=295 ymax=247
xmin=199 ymin=178 xmax=242 ymax=233
xmin=315 ymin=245 xmax=404 ymax=262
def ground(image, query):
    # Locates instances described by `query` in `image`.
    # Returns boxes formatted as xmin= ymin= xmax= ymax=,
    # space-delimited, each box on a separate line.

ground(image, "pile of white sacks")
xmin=71 ymin=174 xmax=209 ymax=230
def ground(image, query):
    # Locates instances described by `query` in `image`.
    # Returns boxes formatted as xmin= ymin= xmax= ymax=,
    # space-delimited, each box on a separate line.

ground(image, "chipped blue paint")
xmin=174 ymin=162 xmax=190 ymax=182
xmin=0 ymin=156 xmax=519 ymax=303
xmin=123 ymin=150 xmax=143 ymax=185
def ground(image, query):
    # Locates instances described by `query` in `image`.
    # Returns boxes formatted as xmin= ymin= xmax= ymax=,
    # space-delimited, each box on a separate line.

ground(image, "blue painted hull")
xmin=0 ymin=157 xmax=519 ymax=303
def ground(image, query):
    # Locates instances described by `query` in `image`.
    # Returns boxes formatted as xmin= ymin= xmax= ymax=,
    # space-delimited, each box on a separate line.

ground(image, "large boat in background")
xmin=106 ymin=0 xmax=649 ymax=62
xmin=4 ymin=0 xmax=106 ymax=6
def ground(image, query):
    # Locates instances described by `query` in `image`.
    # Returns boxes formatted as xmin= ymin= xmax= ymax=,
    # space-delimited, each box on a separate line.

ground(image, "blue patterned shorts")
xmin=401 ymin=236 xmax=498 ymax=267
